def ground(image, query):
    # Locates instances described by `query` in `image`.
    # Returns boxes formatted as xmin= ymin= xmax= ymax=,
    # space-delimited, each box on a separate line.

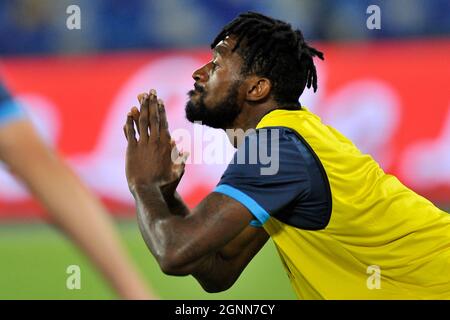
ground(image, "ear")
xmin=245 ymin=76 xmax=272 ymax=102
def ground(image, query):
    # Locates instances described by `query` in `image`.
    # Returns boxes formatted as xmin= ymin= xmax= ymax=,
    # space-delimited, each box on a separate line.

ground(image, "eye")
xmin=211 ymin=60 xmax=219 ymax=71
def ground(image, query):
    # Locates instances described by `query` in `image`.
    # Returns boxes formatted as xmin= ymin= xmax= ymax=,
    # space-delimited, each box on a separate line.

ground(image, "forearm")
xmin=20 ymin=155 xmax=151 ymax=298
xmin=132 ymin=185 xmax=198 ymax=272
xmin=0 ymin=121 xmax=152 ymax=299
xmin=135 ymin=184 xmax=269 ymax=292
xmin=132 ymin=186 xmax=253 ymax=275
xmin=192 ymin=228 xmax=269 ymax=293
xmin=162 ymin=190 xmax=190 ymax=217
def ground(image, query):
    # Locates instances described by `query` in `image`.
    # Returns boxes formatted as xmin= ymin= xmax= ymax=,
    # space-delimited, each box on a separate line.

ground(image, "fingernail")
xmin=150 ymin=89 xmax=157 ymax=95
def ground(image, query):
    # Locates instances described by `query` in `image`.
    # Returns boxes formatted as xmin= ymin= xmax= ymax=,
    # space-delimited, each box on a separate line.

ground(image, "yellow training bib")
xmin=257 ymin=108 xmax=450 ymax=299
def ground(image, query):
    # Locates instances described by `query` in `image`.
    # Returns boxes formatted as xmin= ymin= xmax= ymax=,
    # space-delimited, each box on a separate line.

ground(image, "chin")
xmin=185 ymin=101 xmax=203 ymax=123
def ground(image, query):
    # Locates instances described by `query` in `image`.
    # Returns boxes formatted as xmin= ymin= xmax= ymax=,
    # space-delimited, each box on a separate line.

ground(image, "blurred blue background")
xmin=0 ymin=0 xmax=449 ymax=56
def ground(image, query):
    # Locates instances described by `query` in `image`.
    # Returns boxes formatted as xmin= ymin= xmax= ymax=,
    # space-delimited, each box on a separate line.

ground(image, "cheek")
xmin=204 ymin=70 xmax=234 ymax=104
xmin=206 ymin=73 xmax=219 ymax=91
xmin=203 ymin=78 xmax=220 ymax=103
xmin=201 ymin=90 xmax=216 ymax=108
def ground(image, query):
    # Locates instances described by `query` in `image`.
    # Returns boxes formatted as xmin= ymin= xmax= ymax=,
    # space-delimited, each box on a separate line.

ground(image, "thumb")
xmin=173 ymin=151 xmax=190 ymax=176
xmin=180 ymin=151 xmax=190 ymax=164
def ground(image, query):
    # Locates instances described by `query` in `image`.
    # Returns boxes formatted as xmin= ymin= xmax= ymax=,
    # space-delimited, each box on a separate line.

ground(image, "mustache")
xmin=188 ymin=83 xmax=205 ymax=98
xmin=194 ymin=83 xmax=205 ymax=93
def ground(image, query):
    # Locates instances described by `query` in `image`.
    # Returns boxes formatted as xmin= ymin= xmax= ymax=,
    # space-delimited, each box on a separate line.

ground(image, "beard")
xmin=185 ymin=81 xmax=242 ymax=129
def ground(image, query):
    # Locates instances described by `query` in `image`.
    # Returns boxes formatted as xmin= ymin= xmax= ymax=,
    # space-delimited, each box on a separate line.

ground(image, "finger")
xmin=175 ymin=164 xmax=186 ymax=180
xmin=178 ymin=165 xmax=186 ymax=180
xmin=148 ymin=89 xmax=160 ymax=141
xmin=131 ymin=106 xmax=140 ymax=133
xmin=131 ymin=110 xmax=140 ymax=142
xmin=170 ymin=141 xmax=181 ymax=163
xmin=138 ymin=93 xmax=149 ymax=142
xmin=170 ymin=139 xmax=179 ymax=154
xmin=137 ymin=93 xmax=146 ymax=104
xmin=158 ymin=99 xmax=170 ymax=141
xmin=125 ymin=113 xmax=137 ymax=145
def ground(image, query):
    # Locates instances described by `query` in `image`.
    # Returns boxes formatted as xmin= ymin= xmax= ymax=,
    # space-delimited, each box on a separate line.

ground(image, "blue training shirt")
xmin=214 ymin=127 xmax=331 ymax=230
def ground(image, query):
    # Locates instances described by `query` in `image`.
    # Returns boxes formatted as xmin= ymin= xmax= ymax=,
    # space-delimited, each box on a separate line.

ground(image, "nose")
xmin=192 ymin=63 xmax=209 ymax=83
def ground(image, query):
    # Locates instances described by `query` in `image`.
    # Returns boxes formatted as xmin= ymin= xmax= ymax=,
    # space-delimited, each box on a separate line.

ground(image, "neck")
xmin=225 ymin=101 xmax=278 ymax=148
xmin=234 ymin=102 xmax=278 ymax=131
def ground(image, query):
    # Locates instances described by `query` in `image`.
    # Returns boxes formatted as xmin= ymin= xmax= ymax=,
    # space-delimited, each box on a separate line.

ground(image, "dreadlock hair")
xmin=211 ymin=11 xmax=324 ymax=108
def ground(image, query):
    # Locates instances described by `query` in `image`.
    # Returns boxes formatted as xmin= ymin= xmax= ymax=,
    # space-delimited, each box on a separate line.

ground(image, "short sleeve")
xmin=213 ymin=127 xmax=312 ymax=226
xmin=0 ymin=82 xmax=25 ymax=126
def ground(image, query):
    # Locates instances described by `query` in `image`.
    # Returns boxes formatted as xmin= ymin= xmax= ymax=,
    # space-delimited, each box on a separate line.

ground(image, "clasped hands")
xmin=124 ymin=89 xmax=189 ymax=195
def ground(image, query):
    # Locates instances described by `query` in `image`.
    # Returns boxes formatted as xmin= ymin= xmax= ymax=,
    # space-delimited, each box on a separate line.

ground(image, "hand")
xmin=124 ymin=89 xmax=189 ymax=195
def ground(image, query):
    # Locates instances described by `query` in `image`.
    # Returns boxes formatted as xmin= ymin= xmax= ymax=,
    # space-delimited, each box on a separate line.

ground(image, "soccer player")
xmin=0 ymin=80 xmax=154 ymax=299
xmin=124 ymin=12 xmax=450 ymax=299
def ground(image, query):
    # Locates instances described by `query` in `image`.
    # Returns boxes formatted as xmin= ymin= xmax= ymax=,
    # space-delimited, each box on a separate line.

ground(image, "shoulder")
xmin=227 ymin=126 xmax=309 ymax=178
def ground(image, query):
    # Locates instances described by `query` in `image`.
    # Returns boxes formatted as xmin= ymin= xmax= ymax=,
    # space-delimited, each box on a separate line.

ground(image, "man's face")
xmin=186 ymin=36 xmax=245 ymax=129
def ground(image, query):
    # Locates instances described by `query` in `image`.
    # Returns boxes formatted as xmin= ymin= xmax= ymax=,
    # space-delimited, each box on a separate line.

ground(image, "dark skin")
xmin=124 ymin=36 xmax=280 ymax=292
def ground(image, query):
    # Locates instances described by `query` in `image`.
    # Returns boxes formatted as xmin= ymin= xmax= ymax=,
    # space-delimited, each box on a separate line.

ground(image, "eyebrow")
xmin=213 ymin=44 xmax=229 ymax=57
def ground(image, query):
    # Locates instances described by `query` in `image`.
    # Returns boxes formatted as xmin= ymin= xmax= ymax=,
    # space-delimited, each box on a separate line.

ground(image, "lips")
xmin=193 ymin=83 xmax=205 ymax=93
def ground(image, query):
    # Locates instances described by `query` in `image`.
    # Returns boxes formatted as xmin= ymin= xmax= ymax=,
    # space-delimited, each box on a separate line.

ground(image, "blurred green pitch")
xmin=0 ymin=219 xmax=296 ymax=300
